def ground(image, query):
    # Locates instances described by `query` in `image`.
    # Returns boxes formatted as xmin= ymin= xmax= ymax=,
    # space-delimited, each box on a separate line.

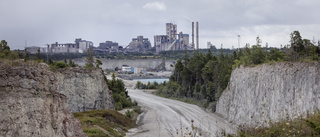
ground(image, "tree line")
xmin=155 ymin=31 xmax=320 ymax=112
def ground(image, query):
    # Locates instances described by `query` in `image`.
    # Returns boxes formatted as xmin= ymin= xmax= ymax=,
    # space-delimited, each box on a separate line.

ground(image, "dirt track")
xmin=123 ymin=79 xmax=238 ymax=137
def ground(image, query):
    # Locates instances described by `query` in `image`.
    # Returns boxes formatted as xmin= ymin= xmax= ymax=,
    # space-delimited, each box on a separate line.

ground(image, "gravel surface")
xmin=122 ymin=79 xmax=238 ymax=137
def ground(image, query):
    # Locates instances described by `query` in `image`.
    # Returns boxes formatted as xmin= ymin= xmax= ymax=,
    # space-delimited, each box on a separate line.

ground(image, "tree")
xmin=183 ymin=48 xmax=189 ymax=66
xmin=206 ymin=81 xmax=216 ymax=101
xmin=290 ymin=31 xmax=304 ymax=56
xmin=107 ymin=72 xmax=135 ymax=110
xmin=68 ymin=58 xmax=73 ymax=66
xmin=96 ymin=59 xmax=102 ymax=68
xmin=268 ymin=48 xmax=284 ymax=61
xmin=205 ymin=49 xmax=213 ymax=61
xmin=181 ymin=67 xmax=192 ymax=96
xmin=0 ymin=40 xmax=10 ymax=52
xmin=24 ymin=52 xmax=30 ymax=62
xmin=172 ymin=59 xmax=183 ymax=84
xmin=202 ymin=60 xmax=215 ymax=82
xmin=0 ymin=40 xmax=16 ymax=59
xmin=250 ymin=45 xmax=266 ymax=64
xmin=36 ymin=48 xmax=41 ymax=60
xmin=232 ymin=50 xmax=238 ymax=60
xmin=193 ymin=82 xmax=201 ymax=99
xmin=86 ymin=46 xmax=94 ymax=68
xmin=49 ymin=58 xmax=54 ymax=65
xmin=256 ymin=36 xmax=262 ymax=46
xmin=188 ymin=52 xmax=205 ymax=84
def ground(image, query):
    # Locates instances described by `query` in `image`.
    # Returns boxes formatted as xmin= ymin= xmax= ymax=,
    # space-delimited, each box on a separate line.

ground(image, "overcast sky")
xmin=1 ymin=0 xmax=320 ymax=50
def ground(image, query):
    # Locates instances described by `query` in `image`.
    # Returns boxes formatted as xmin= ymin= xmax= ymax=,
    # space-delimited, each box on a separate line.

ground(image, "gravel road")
xmin=123 ymin=79 xmax=238 ymax=137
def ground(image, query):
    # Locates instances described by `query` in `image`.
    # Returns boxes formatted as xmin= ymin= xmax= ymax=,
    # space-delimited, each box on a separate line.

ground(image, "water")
xmin=133 ymin=78 xmax=169 ymax=83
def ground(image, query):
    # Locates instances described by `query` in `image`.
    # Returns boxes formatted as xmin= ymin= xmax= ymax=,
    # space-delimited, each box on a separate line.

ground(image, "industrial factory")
xmin=125 ymin=36 xmax=152 ymax=53
xmin=25 ymin=22 xmax=199 ymax=54
xmin=25 ymin=38 xmax=93 ymax=54
xmin=154 ymin=22 xmax=199 ymax=53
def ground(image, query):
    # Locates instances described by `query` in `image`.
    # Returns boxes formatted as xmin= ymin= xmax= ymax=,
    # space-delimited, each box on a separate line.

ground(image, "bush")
xmin=54 ymin=61 xmax=67 ymax=68
xmin=133 ymin=106 xmax=142 ymax=114
xmin=135 ymin=81 xmax=159 ymax=89
xmin=125 ymin=110 xmax=133 ymax=118
xmin=107 ymin=73 xmax=137 ymax=110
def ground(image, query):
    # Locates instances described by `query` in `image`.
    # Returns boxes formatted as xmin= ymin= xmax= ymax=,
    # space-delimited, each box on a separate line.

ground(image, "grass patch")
xmin=74 ymin=109 xmax=137 ymax=137
xmin=239 ymin=112 xmax=320 ymax=137
xmin=0 ymin=59 xmax=41 ymax=68
xmin=83 ymin=127 xmax=108 ymax=137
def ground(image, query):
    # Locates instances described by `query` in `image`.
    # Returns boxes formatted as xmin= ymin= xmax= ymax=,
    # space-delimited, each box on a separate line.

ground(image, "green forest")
xmin=155 ymin=31 xmax=320 ymax=112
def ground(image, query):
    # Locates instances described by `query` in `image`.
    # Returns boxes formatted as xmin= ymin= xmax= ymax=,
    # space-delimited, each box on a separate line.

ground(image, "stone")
xmin=216 ymin=62 xmax=320 ymax=128
xmin=55 ymin=68 xmax=115 ymax=112
xmin=0 ymin=91 xmax=87 ymax=137
xmin=0 ymin=62 xmax=116 ymax=136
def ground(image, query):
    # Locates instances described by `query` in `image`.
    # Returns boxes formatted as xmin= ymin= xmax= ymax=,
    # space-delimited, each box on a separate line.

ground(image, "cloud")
xmin=1 ymin=0 xmax=320 ymax=50
xmin=143 ymin=2 xmax=166 ymax=11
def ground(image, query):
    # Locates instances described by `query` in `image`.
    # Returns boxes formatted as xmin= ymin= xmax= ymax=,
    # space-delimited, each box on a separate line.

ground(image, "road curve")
xmin=123 ymin=80 xmax=238 ymax=137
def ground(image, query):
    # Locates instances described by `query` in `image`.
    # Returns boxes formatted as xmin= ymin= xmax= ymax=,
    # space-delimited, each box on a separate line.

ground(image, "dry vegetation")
xmin=73 ymin=110 xmax=137 ymax=137
xmin=239 ymin=112 xmax=320 ymax=137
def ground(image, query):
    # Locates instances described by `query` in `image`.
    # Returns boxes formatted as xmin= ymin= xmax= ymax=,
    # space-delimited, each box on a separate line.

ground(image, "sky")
xmin=1 ymin=0 xmax=320 ymax=50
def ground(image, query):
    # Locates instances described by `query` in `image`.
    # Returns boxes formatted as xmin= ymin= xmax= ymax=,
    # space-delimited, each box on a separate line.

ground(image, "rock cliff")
xmin=0 ymin=62 xmax=115 ymax=136
xmin=216 ymin=62 xmax=320 ymax=128
xmin=55 ymin=67 xmax=115 ymax=112
xmin=0 ymin=63 xmax=86 ymax=137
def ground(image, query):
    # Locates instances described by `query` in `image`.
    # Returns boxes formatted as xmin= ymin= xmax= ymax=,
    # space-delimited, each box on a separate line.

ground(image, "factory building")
xmin=96 ymin=41 xmax=123 ymax=53
xmin=49 ymin=38 xmax=93 ymax=54
xmin=154 ymin=35 xmax=170 ymax=52
xmin=99 ymin=41 xmax=119 ymax=49
xmin=154 ymin=23 xmax=193 ymax=53
xmin=207 ymin=42 xmax=214 ymax=49
xmin=78 ymin=40 xmax=93 ymax=53
xmin=166 ymin=23 xmax=177 ymax=41
xmin=126 ymin=36 xmax=152 ymax=53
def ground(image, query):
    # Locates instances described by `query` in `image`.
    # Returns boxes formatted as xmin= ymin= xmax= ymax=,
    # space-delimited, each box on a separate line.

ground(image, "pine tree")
xmin=86 ymin=46 xmax=94 ymax=68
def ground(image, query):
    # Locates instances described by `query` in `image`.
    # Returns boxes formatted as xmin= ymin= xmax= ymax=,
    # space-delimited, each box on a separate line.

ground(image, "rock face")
xmin=55 ymin=67 xmax=115 ymax=112
xmin=0 ymin=63 xmax=87 ymax=137
xmin=216 ymin=62 xmax=320 ymax=128
xmin=0 ymin=62 xmax=115 ymax=136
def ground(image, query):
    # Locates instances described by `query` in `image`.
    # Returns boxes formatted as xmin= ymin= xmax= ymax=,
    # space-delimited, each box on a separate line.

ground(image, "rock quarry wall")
xmin=0 ymin=62 xmax=115 ymax=136
xmin=74 ymin=59 xmax=176 ymax=71
xmin=0 ymin=63 xmax=87 ymax=137
xmin=216 ymin=62 xmax=320 ymax=128
xmin=55 ymin=67 xmax=114 ymax=112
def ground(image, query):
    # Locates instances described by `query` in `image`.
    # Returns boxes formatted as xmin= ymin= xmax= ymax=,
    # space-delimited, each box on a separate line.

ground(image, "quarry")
xmin=0 ymin=60 xmax=320 ymax=136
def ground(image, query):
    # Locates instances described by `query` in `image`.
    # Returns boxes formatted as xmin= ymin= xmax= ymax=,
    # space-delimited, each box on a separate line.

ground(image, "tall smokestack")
xmin=192 ymin=22 xmax=194 ymax=49
xmin=196 ymin=22 xmax=199 ymax=50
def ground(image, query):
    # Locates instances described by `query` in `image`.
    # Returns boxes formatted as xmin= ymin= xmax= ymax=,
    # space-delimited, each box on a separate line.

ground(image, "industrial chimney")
xmin=192 ymin=22 xmax=194 ymax=49
xmin=196 ymin=22 xmax=199 ymax=50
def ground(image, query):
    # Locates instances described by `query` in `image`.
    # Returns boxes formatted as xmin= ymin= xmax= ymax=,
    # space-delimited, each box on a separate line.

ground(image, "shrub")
xmin=133 ymin=106 xmax=142 ymax=114
xmin=125 ymin=110 xmax=133 ymax=118
xmin=54 ymin=61 xmax=67 ymax=68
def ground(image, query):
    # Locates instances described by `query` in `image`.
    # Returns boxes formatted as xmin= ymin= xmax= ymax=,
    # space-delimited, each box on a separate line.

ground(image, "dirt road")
xmin=123 ymin=79 xmax=238 ymax=137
